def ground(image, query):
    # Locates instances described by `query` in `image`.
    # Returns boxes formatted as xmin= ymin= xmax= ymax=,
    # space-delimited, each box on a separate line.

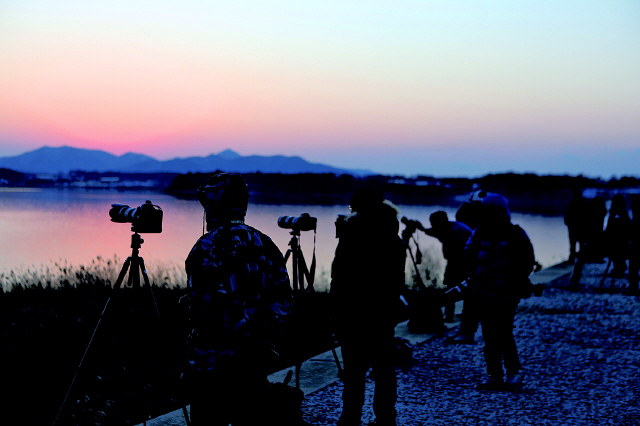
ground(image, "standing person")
xmin=464 ymin=194 xmax=535 ymax=389
xmin=627 ymin=198 xmax=640 ymax=295
xmin=456 ymin=189 xmax=488 ymax=230
xmin=331 ymin=187 xmax=406 ymax=426
xmin=582 ymin=196 xmax=608 ymax=262
xmin=182 ymin=172 xmax=294 ymax=426
xmin=450 ymin=190 xmax=489 ymax=344
xmin=564 ymin=189 xmax=588 ymax=263
xmin=605 ymin=194 xmax=631 ymax=278
xmin=419 ymin=211 xmax=472 ymax=323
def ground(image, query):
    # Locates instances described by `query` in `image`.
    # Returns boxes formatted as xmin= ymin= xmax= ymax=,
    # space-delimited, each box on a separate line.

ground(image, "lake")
xmin=0 ymin=188 xmax=569 ymax=291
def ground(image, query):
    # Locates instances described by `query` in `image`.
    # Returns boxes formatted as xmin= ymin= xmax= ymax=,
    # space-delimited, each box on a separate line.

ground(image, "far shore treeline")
xmin=2 ymin=167 xmax=640 ymax=216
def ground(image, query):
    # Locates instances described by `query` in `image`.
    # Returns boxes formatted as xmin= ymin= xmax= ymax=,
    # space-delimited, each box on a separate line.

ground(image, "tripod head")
xmin=113 ymin=231 xmax=150 ymax=290
xmin=130 ymin=232 xmax=144 ymax=251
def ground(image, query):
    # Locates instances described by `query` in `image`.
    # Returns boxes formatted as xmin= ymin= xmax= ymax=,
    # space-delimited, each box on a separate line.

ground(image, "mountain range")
xmin=0 ymin=146 xmax=372 ymax=176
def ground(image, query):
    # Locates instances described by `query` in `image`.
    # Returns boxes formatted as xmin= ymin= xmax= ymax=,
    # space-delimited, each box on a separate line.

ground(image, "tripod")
xmin=283 ymin=228 xmax=316 ymax=292
xmin=282 ymin=229 xmax=343 ymax=387
xmin=402 ymin=222 xmax=447 ymax=334
xmin=53 ymin=232 xmax=190 ymax=426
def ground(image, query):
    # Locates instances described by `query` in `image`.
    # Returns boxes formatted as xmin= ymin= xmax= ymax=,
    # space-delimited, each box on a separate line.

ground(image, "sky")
xmin=1 ymin=1 xmax=639 ymax=178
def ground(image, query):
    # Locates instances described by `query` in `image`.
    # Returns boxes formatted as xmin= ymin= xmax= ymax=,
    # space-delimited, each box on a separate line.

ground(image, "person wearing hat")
xmin=182 ymin=172 xmax=293 ymax=425
xmin=464 ymin=194 xmax=535 ymax=390
xmin=330 ymin=187 xmax=406 ymax=426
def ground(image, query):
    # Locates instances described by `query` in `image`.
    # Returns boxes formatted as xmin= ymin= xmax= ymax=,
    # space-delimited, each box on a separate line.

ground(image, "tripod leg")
xmin=182 ymin=406 xmax=191 ymax=426
xmin=52 ymin=257 xmax=132 ymax=425
xmin=295 ymin=361 xmax=301 ymax=389
xmin=138 ymin=257 xmax=161 ymax=317
xmin=292 ymin=250 xmax=299 ymax=291
xmin=407 ymin=246 xmax=426 ymax=290
xmin=136 ymin=257 xmax=194 ymax=422
xmin=600 ymin=258 xmax=612 ymax=287
xmin=331 ymin=346 xmax=343 ymax=376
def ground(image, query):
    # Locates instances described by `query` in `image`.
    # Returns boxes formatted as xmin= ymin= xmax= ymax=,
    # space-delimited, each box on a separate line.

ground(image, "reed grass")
xmin=0 ymin=255 xmax=188 ymax=293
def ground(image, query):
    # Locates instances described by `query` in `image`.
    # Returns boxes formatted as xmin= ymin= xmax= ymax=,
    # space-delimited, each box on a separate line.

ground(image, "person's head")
xmin=610 ymin=194 xmax=627 ymax=214
xmin=470 ymin=189 xmax=488 ymax=204
xmin=349 ymin=187 xmax=384 ymax=213
xmin=480 ymin=194 xmax=511 ymax=227
xmin=429 ymin=211 xmax=449 ymax=228
xmin=196 ymin=173 xmax=249 ymax=227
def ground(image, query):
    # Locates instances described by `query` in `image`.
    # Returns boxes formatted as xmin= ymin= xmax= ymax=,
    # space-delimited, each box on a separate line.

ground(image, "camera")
xmin=109 ymin=200 xmax=163 ymax=233
xmin=401 ymin=216 xmax=423 ymax=242
xmin=278 ymin=213 xmax=317 ymax=232
xmin=444 ymin=280 xmax=470 ymax=303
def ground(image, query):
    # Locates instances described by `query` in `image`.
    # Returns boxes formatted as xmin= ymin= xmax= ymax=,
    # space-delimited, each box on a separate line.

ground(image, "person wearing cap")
xmin=182 ymin=172 xmax=293 ymax=426
xmin=419 ymin=211 xmax=472 ymax=323
xmin=330 ymin=187 xmax=406 ymax=426
xmin=464 ymin=194 xmax=535 ymax=390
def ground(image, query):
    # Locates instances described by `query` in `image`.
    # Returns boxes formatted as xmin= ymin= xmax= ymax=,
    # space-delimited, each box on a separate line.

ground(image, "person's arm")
xmin=421 ymin=227 xmax=438 ymax=238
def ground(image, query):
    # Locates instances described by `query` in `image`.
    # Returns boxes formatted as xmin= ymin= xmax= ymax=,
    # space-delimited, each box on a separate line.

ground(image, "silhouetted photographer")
xmin=181 ymin=173 xmax=294 ymax=426
xmin=463 ymin=194 xmax=536 ymax=390
xmin=564 ymin=189 xmax=588 ymax=264
xmin=415 ymin=211 xmax=472 ymax=323
xmin=330 ymin=188 xmax=406 ymax=426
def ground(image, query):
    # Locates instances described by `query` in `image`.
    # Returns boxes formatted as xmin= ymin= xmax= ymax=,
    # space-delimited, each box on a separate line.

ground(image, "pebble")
xmin=301 ymin=262 xmax=640 ymax=426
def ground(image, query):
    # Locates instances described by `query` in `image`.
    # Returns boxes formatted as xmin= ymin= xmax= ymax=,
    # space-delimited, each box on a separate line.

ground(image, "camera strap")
xmin=297 ymin=231 xmax=317 ymax=292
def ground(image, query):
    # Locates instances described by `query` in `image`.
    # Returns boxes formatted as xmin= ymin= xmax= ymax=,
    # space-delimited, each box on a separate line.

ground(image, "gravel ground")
xmin=300 ymin=262 xmax=640 ymax=426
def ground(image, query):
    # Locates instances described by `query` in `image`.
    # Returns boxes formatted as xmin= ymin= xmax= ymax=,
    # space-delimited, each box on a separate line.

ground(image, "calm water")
xmin=0 ymin=189 xmax=569 ymax=291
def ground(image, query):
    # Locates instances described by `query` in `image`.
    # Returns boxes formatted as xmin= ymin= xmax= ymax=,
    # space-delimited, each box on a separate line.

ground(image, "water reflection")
xmin=0 ymin=189 xmax=568 ymax=291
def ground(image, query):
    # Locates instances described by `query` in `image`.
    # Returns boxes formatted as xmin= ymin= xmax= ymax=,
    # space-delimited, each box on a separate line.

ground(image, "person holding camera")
xmin=182 ymin=172 xmax=294 ymax=426
xmin=463 ymin=194 xmax=535 ymax=390
xmin=418 ymin=211 xmax=472 ymax=323
xmin=330 ymin=187 xmax=406 ymax=426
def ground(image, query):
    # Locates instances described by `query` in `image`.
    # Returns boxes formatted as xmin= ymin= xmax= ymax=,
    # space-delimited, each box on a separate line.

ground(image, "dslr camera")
xmin=109 ymin=200 xmax=163 ymax=233
xmin=278 ymin=213 xmax=317 ymax=232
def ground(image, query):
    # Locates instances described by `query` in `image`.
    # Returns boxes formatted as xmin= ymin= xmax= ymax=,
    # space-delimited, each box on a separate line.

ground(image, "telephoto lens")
xmin=277 ymin=213 xmax=317 ymax=232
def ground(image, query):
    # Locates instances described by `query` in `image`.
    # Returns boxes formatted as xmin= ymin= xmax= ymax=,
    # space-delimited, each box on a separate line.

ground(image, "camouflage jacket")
xmin=184 ymin=219 xmax=292 ymax=372
xmin=464 ymin=223 xmax=535 ymax=299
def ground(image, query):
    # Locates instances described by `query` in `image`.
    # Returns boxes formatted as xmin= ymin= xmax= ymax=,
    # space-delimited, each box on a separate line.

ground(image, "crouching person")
xmin=331 ymin=188 xmax=406 ymax=426
xmin=464 ymin=194 xmax=535 ymax=390
xmin=182 ymin=173 xmax=294 ymax=426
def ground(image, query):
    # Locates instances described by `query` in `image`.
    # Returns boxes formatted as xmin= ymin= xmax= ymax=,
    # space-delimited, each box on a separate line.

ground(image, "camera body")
xmin=109 ymin=200 xmax=163 ymax=233
xmin=400 ymin=216 xmax=424 ymax=242
xmin=278 ymin=213 xmax=317 ymax=232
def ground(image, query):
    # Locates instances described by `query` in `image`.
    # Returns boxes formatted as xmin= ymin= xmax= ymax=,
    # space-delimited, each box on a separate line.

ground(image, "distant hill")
xmin=0 ymin=146 xmax=372 ymax=176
